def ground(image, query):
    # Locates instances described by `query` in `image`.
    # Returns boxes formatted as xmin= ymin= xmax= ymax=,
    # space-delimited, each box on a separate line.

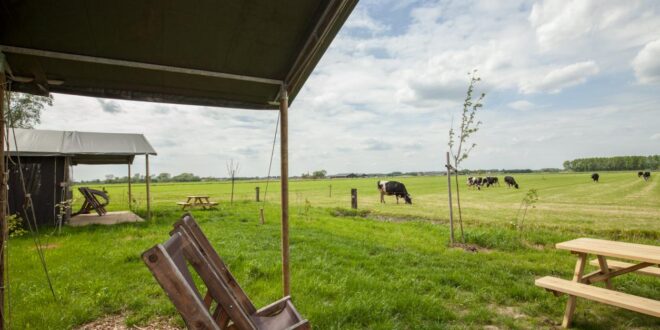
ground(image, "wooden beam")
xmin=0 ymin=54 xmax=6 ymax=330
xmin=145 ymin=155 xmax=151 ymax=220
xmin=280 ymin=86 xmax=290 ymax=296
xmin=0 ymin=45 xmax=283 ymax=86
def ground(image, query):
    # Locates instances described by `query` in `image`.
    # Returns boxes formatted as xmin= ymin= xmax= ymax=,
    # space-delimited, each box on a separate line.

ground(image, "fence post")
xmin=329 ymin=184 xmax=332 ymax=198
xmin=351 ymin=188 xmax=358 ymax=209
xmin=255 ymin=186 xmax=260 ymax=202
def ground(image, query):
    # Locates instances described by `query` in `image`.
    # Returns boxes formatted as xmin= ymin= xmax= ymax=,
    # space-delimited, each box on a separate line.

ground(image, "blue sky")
xmin=39 ymin=0 xmax=660 ymax=180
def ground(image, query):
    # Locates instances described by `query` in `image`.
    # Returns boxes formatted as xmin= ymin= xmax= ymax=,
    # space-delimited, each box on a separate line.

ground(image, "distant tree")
xmin=226 ymin=160 xmax=240 ymax=205
xmin=5 ymin=91 xmax=53 ymax=128
xmin=172 ymin=172 xmax=200 ymax=182
xmin=447 ymin=70 xmax=485 ymax=245
xmin=156 ymin=172 xmax=172 ymax=182
xmin=312 ymin=170 xmax=327 ymax=179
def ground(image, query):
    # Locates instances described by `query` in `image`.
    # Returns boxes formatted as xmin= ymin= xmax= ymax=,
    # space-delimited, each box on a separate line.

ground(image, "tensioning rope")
xmin=260 ymin=112 xmax=280 ymax=223
xmin=4 ymin=82 xmax=57 ymax=300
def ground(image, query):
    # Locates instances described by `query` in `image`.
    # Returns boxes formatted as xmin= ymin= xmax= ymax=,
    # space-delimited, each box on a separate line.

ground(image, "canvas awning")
xmin=8 ymin=128 xmax=157 ymax=165
xmin=0 ymin=0 xmax=357 ymax=109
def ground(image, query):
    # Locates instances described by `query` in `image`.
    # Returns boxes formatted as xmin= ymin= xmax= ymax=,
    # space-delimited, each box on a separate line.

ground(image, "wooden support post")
xmin=279 ymin=86 xmax=290 ymax=296
xmin=446 ymin=152 xmax=454 ymax=245
xmin=127 ymin=163 xmax=132 ymax=210
xmin=329 ymin=184 xmax=332 ymax=198
xmin=145 ymin=155 xmax=151 ymax=220
xmin=351 ymin=189 xmax=357 ymax=209
xmin=255 ymin=186 xmax=260 ymax=202
xmin=596 ymin=255 xmax=613 ymax=289
xmin=563 ymin=252 xmax=587 ymax=328
xmin=0 ymin=58 xmax=7 ymax=330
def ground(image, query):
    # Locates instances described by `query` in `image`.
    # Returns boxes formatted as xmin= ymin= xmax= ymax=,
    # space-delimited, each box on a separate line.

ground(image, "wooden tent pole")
xmin=0 ymin=56 xmax=7 ymax=330
xmin=145 ymin=155 xmax=151 ymax=220
xmin=127 ymin=163 xmax=132 ymax=210
xmin=279 ymin=86 xmax=290 ymax=296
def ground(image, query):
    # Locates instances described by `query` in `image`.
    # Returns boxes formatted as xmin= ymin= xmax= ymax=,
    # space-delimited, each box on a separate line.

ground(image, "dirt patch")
xmin=75 ymin=314 xmax=181 ymax=330
xmin=32 ymin=243 xmax=60 ymax=250
xmin=450 ymin=243 xmax=492 ymax=253
xmin=492 ymin=305 xmax=526 ymax=320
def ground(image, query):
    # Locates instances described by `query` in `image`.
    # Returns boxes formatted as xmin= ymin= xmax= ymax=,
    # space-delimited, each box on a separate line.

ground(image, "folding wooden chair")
xmin=73 ymin=187 xmax=109 ymax=216
xmin=142 ymin=214 xmax=309 ymax=330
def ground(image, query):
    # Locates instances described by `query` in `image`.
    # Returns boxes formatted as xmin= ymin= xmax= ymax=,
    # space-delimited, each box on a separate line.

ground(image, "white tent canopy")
xmin=8 ymin=128 xmax=156 ymax=164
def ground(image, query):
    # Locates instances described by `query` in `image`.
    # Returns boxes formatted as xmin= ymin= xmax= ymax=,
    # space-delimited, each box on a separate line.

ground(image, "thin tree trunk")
xmin=453 ymin=169 xmax=465 ymax=243
xmin=230 ymin=176 xmax=235 ymax=205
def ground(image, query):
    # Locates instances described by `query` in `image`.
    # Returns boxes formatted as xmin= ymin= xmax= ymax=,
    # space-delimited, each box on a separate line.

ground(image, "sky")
xmin=36 ymin=0 xmax=660 ymax=181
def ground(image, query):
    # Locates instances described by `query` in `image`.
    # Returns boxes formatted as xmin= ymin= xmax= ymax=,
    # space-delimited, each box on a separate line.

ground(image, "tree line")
xmin=563 ymin=155 xmax=660 ymax=172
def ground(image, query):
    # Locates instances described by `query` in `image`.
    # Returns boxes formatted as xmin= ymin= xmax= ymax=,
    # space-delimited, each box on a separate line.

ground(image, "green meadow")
xmin=7 ymin=172 xmax=660 ymax=329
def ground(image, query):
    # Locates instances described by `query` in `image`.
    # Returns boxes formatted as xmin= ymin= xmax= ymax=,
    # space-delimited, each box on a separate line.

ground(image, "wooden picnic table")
xmin=177 ymin=195 xmax=218 ymax=210
xmin=536 ymin=238 xmax=660 ymax=328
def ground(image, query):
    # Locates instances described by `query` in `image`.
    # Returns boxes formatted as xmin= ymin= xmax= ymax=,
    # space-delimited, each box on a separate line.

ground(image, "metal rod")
xmin=446 ymin=152 xmax=454 ymax=245
xmin=145 ymin=155 xmax=151 ymax=220
xmin=0 ymin=45 xmax=283 ymax=86
xmin=279 ymin=86 xmax=290 ymax=296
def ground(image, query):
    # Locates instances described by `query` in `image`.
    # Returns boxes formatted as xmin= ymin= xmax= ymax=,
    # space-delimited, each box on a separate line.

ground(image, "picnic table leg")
xmin=596 ymin=255 xmax=613 ymax=289
xmin=563 ymin=252 xmax=587 ymax=328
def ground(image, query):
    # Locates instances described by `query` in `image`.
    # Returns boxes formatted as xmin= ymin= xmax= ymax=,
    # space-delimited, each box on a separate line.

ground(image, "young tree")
xmin=448 ymin=70 xmax=486 ymax=244
xmin=5 ymin=91 xmax=53 ymax=128
xmin=226 ymin=159 xmax=240 ymax=205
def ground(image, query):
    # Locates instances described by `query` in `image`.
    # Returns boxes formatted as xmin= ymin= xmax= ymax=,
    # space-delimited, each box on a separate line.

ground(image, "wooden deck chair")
xmin=142 ymin=214 xmax=310 ymax=330
xmin=73 ymin=187 xmax=109 ymax=216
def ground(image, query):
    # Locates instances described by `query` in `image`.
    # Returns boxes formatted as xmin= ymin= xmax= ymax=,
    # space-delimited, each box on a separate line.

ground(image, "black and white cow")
xmin=638 ymin=171 xmax=644 ymax=178
xmin=377 ymin=180 xmax=412 ymax=204
xmin=643 ymin=171 xmax=651 ymax=181
xmin=484 ymin=176 xmax=499 ymax=187
xmin=591 ymin=173 xmax=599 ymax=182
xmin=467 ymin=176 xmax=484 ymax=190
xmin=504 ymin=176 xmax=519 ymax=189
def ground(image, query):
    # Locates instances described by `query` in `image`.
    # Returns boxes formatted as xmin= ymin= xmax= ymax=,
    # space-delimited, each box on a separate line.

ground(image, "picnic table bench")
xmin=535 ymin=238 xmax=660 ymax=328
xmin=177 ymin=196 xmax=218 ymax=210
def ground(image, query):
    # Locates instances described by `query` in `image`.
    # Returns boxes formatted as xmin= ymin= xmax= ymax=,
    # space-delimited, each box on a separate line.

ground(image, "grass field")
xmin=7 ymin=172 xmax=660 ymax=329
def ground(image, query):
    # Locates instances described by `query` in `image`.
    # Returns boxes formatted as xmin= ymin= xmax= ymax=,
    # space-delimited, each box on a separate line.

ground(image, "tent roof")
xmin=8 ymin=128 xmax=156 ymax=165
xmin=0 ymin=0 xmax=357 ymax=109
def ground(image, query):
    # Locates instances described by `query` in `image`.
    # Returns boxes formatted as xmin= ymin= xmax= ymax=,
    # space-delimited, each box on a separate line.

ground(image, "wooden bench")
xmin=536 ymin=276 xmax=660 ymax=318
xmin=589 ymin=259 xmax=660 ymax=277
xmin=537 ymin=238 xmax=660 ymax=327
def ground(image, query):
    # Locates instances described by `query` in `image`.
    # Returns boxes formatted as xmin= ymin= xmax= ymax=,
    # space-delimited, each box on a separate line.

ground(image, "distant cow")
xmin=484 ymin=176 xmax=499 ymax=187
xmin=377 ymin=180 xmax=412 ymax=204
xmin=591 ymin=173 xmax=599 ymax=182
xmin=638 ymin=171 xmax=644 ymax=178
xmin=504 ymin=176 xmax=519 ymax=189
xmin=467 ymin=176 xmax=484 ymax=190
xmin=643 ymin=171 xmax=651 ymax=181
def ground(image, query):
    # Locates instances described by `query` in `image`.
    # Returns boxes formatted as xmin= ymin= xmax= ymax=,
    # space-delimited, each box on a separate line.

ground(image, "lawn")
xmin=7 ymin=172 xmax=660 ymax=329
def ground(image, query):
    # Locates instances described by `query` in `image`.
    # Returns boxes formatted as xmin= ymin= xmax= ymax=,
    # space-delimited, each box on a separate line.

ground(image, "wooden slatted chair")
xmin=142 ymin=214 xmax=309 ymax=330
xmin=73 ymin=187 xmax=109 ymax=216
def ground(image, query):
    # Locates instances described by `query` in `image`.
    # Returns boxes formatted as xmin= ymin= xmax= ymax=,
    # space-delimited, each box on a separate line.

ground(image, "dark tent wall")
xmin=7 ymin=156 xmax=70 ymax=227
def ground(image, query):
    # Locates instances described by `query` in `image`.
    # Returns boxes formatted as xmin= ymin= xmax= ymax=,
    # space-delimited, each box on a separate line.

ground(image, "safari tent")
xmin=7 ymin=128 xmax=156 ymax=226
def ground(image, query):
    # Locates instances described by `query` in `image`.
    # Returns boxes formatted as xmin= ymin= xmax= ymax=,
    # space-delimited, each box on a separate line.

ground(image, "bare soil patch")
xmin=75 ymin=314 xmax=180 ymax=330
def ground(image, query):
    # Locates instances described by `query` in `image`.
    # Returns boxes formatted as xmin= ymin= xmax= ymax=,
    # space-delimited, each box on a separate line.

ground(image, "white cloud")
xmin=34 ymin=1 xmax=660 ymax=179
xmin=651 ymin=133 xmax=660 ymax=141
xmin=520 ymin=61 xmax=599 ymax=93
xmin=633 ymin=39 xmax=660 ymax=84
xmin=508 ymin=100 xmax=535 ymax=111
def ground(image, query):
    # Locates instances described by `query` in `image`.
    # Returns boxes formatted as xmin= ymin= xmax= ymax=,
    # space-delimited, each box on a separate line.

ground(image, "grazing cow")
xmin=591 ymin=173 xmax=599 ymax=182
xmin=377 ymin=180 xmax=412 ymax=204
xmin=504 ymin=176 xmax=519 ymax=189
xmin=467 ymin=176 xmax=484 ymax=190
xmin=484 ymin=176 xmax=499 ymax=187
xmin=643 ymin=171 xmax=651 ymax=181
xmin=638 ymin=171 xmax=644 ymax=178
